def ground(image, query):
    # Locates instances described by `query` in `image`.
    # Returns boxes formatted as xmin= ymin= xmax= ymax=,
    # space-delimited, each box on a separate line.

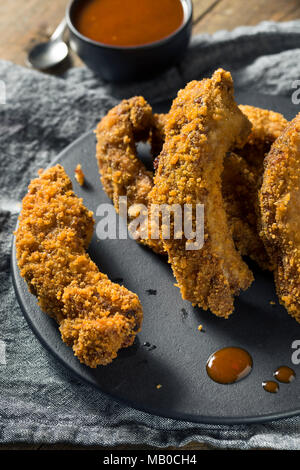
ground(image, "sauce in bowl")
xmin=206 ymin=347 xmax=253 ymax=384
xmin=73 ymin=0 xmax=185 ymax=47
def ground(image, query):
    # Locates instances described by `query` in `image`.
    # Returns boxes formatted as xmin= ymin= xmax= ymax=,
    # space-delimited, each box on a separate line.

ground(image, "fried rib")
xmin=222 ymin=152 xmax=268 ymax=268
xmin=15 ymin=165 xmax=143 ymax=367
xmin=260 ymin=113 xmax=300 ymax=322
xmin=150 ymin=113 xmax=168 ymax=162
xmin=151 ymin=106 xmax=287 ymax=270
xmin=224 ymin=106 xmax=287 ymax=270
xmin=238 ymin=105 xmax=288 ymax=170
xmin=96 ymin=96 xmax=164 ymax=254
xmin=150 ymin=69 xmax=253 ymax=317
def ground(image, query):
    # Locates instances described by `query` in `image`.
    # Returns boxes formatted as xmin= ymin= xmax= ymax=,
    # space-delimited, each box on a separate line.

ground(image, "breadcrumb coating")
xmin=226 ymin=106 xmax=287 ymax=270
xmin=150 ymin=113 xmax=167 ymax=162
xmin=75 ymin=163 xmax=85 ymax=186
xmin=15 ymin=165 xmax=143 ymax=367
xmin=150 ymin=69 xmax=253 ymax=317
xmin=222 ymin=151 xmax=269 ymax=269
xmin=238 ymin=105 xmax=288 ymax=170
xmin=151 ymin=106 xmax=287 ymax=270
xmin=96 ymin=96 xmax=165 ymax=255
xmin=260 ymin=113 xmax=300 ymax=323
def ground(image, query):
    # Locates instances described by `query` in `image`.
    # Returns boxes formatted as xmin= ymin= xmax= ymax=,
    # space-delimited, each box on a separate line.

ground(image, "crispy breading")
xmin=149 ymin=69 xmax=253 ymax=317
xmin=260 ymin=113 xmax=300 ymax=322
xmin=150 ymin=113 xmax=168 ymax=163
xmin=238 ymin=105 xmax=288 ymax=170
xmin=151 ymin=106 xmax=287 ymax=270
xmin=75 ymin=163 xmax=85 ymax=186
xmin=15 ymin=165 xmax=143 ymax=367
xmin=226 ymin=106 xmax=287 ymax=270
xmin=96 ymin=96 xmax=165 ymax=254
xmin=222 ymin=152 xmax=270 ymax=269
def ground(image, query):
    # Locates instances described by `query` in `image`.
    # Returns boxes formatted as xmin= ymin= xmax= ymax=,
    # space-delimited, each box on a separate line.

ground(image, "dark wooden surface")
xmin=1 ymin=0 xmax=299 ymax=451
xmin=1 ymin=0 xmax=300 ymax=68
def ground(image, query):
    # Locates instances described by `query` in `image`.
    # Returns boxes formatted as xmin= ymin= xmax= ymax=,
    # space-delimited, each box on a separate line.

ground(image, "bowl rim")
xmin=66 ymin=0 xmax=193 ymax=51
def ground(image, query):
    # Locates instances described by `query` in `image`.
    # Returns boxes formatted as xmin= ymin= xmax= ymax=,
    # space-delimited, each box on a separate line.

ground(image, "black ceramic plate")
xmin=11 ymin=91 xmax=300 ymax=424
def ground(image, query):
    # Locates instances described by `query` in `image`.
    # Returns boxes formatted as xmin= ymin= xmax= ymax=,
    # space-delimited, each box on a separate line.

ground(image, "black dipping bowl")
xmin=66 ymin=0 xmax=193 ymax=82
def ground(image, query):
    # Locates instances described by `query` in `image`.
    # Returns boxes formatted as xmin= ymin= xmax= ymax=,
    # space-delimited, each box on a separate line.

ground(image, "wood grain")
xmin=1 ymin=0 xmax=299 ymax=68
xmin=0 ymin=0 xmax=68 ymax=66
xmin=192 ymin=0 xmax=222 ymax=23
xmin=193 ymin=0 xmax=300 ymax=34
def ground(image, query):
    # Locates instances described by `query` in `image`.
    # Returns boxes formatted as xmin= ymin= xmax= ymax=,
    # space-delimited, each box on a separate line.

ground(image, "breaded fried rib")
xmin=96 ymin=96 xmax=164 ymax=255
xmin=151 ymin=106 xmax=287 ymax=270
xmin=224 ymin=106 xmax=287 ymax=270
xmin=150 ymin=69 xmax=253 ymax=317
xmin=15 ymin=165 xmax=143 ymax=367
xmin=150 ymin=113 xmax=168 ymax=161
xmin=260 ymin=113 xmax=300 ymax=323
xmin=222 ymin=152 xmax=268 ymax=269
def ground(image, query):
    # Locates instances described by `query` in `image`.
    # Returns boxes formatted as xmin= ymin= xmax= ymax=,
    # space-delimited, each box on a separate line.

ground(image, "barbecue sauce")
xmin=262 ymin=380 xmax=279 ymax=394
xmin=273 ymin=366 xmax=296 ymax=383
xmin=206 ymin=347 xmax=253 ymax=384
xmin=74 ymin=0 xmax=184 ymax=47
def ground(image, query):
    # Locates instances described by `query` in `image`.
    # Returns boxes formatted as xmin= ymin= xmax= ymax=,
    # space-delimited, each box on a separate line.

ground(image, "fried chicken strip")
xmin=227 ymin=105 xmax=288 ymax=270
xmin=238 ymin=105 xmax=288 ymax=170
xmin=222 ymin=152 xmax=268 ymax=268
xmin=151 ymin=106 xmax=287 ymax=270
xmin=149 ymin=69 xmax=253 ymax=317
xmin=96 ymin=96 xmax=164 ymax=254
xmin=15 ymin=165 xmax=143 ymax=367
xmin=260 ymin=113 xmax=300 ymax=322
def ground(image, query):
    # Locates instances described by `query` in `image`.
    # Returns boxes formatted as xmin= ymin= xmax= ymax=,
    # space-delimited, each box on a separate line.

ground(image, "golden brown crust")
xmin=238 ymin=105 xmax=288 ymax=170
xmin=95 ymin=96 xmax=165 ymax=255
xmin=15 ymin=165 xmax=143 ymax=367
xmin=151 ymin=105 xmax=287 ymax=270
xmin=75 ymin=163 xmax=85 ymax=186
xmin=150 ymin=113 xmax=168 ymax=164
xmin=260 ymin=113 xmax=300 ymax=322
xmin=150 ymin=69 xmax=253 ymax=317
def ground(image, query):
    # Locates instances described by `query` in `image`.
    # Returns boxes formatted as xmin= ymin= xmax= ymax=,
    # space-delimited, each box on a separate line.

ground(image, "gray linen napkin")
xmin=1 ymin=20 xmax=300 ymax=449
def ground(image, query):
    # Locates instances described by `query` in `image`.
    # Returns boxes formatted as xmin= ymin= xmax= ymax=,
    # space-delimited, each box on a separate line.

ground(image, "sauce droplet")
xmin=206 ymin=347 xmax=253 ymax=384
xmin=74 ymin=0 xmax=184 ymax=47
xmin=262 ymin=380 xmax=279 ymax=393
xmin=273 ymin=366 xmax=296 ymax=383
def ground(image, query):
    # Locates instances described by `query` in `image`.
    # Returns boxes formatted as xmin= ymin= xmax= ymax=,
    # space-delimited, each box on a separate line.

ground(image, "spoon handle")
xmin=51 ymin=18 xmax=67 ymax=42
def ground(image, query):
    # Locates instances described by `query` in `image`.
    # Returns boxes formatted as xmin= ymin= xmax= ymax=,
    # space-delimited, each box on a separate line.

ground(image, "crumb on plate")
xmin=75 ymin=164 xmax=85 ymax=186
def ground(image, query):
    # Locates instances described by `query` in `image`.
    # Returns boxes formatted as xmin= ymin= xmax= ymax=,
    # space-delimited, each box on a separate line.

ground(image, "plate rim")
xmin=11 ymin=238 xmax=300 ymax=424
xmin=11 ymin=93 xmax=300 ymax=424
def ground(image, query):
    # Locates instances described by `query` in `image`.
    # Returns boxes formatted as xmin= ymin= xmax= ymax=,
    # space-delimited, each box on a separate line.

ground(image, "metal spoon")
xmin=27 ymin=18 xmax=68 ymax=70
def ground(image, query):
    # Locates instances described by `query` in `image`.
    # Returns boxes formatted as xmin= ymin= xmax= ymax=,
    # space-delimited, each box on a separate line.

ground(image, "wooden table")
xmin=1 ymin=0 xmax=300 ymax=68
xmin=1 ymin=0 xmax=299 ymax=452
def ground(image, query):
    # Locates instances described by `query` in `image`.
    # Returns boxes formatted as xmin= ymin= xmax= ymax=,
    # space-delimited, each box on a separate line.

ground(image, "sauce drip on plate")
xmin=262 ymin=381 xmax=279 ymax=393
xmin=73 ymin=0 xmax=184 ymax=47
xmin=206 ymin=347 xmax=253 ymax=384
xmin=273 ymin=366 xmax=296 ymax=383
